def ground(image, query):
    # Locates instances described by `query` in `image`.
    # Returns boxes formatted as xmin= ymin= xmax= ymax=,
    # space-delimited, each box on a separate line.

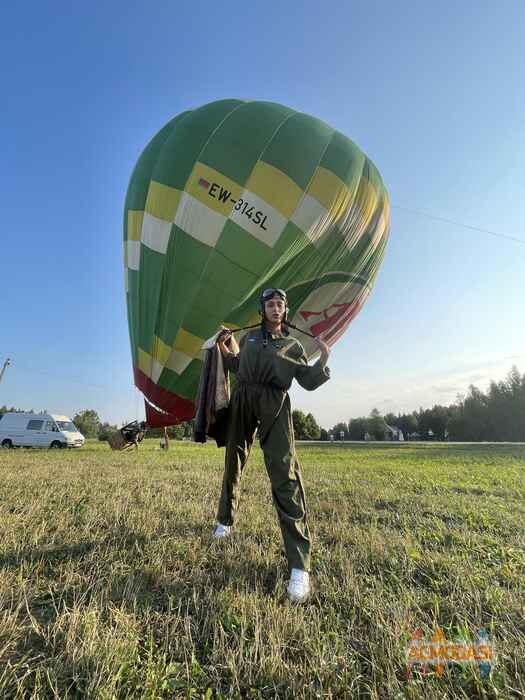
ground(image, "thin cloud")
xmin=432 ymin=385 xmax=461 ymax=394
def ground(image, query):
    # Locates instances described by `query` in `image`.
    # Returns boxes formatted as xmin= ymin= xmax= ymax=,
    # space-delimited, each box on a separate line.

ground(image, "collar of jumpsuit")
xmin=263 ymin=322 xmax=288 ymax=341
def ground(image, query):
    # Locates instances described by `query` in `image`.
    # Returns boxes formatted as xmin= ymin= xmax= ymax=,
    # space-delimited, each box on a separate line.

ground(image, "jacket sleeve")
xmin=220 ymin=334 xmax=245 ymax=374
xmin=293 ymin=343 xmax=331 ymax=391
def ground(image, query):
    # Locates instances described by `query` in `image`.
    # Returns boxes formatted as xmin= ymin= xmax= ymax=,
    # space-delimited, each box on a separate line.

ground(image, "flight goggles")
xmin=261 ymin=288 xmax=287 ymax=302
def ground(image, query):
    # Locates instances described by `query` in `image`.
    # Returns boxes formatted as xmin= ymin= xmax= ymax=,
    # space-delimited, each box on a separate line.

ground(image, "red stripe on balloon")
xmin=323 ymin=300 xmax=362 ymax=343
xmin=134 ymin=367 xmax=195 ymax=424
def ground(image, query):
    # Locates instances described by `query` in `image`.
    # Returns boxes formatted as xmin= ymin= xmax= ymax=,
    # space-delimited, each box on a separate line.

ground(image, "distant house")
xmin=385 ymin=424 xmax=404 ymax=441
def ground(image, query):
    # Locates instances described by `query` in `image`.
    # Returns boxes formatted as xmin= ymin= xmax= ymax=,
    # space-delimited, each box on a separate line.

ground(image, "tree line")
xmin=322 ymin=366 xmax=525 ymax=442
xmin=2 ymin=365 xmax=523 ymax=442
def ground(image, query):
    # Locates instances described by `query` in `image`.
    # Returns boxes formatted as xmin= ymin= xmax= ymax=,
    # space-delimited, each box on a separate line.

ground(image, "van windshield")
xmin=56 ymin=421 xmax=78 ymax=432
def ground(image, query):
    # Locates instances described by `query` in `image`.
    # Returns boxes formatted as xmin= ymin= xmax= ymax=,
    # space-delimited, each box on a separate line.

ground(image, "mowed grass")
xmin=0 ymin=441 xmax=524 ymax=699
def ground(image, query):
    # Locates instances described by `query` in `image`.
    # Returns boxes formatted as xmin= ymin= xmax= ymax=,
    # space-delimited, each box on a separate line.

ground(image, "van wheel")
xmin=50 ymin=441 xmax=63 ymax=449
xmin=2 ymin=439 xmax=13 ymax=448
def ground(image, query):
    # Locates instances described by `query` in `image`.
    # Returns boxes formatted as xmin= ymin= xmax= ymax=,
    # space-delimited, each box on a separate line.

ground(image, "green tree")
xmin=486 ymin=366 xmax=525 ymax=441
xmin=417 ymin=405 xmax=450 ymax=440
xmin=73 ymin=409 xmax=101 ymax=439
xmin=170 ymin=424 xmax=186 ymax=440
xmin=303 ymin=413 xmax=321 ymax=440
xmin=448 ymin=386 xmax=489 ymax=441
xmin=398 ymin=413 xmax=419 ymax=439
xmin=98 ymin=422 xmax=118 ymax=441
xmin=368 ymin=408 xmax=388 ymax=440
xmin=182 ymin=420 xmax=194 ymax=438
xmin=429 ymin=405 xmax=450 ymax=440
xmin=331 ymin=422 xmax=348 ymax=440
xmin=348 ymin=417 xmax=368 ymax=440
xmin=384 ymin=412 xmax=400 ymax=427
xmin=292 ymin=410 xmax=309 ymax=440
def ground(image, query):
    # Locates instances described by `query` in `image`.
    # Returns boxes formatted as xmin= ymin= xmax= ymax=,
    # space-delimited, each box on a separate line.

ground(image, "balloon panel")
xmin=124 ymin=99 xmax=390 ymax=421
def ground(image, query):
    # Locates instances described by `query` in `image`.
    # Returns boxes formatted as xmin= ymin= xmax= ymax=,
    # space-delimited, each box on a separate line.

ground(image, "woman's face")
xmin=264 ymin=296 xmax=286 ymax=323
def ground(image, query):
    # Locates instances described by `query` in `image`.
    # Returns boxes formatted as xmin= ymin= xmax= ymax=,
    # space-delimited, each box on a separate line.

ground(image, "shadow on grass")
xmin=2 ymin=523 xmax=288 ymax=616
xmin=0 ymin=531 xmax=149 ymax=570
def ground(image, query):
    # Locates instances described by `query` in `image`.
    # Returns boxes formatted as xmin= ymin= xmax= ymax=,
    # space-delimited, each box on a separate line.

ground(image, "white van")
xmin=0 ymin=413 xmax=85 ymax=449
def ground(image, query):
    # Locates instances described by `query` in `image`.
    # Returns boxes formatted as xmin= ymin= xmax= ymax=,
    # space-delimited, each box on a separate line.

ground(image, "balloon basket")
xmin=107 ymin=421 xmax=147 ymax=451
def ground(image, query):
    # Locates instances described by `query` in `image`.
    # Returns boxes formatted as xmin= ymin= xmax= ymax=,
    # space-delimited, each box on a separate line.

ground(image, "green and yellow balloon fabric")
xmin=124 ymin=99 xmax=390 ymax=424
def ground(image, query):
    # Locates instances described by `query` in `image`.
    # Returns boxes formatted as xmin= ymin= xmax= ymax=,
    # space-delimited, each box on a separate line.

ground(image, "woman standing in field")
xmin=214 ymin=288 xmax=330 ymax=603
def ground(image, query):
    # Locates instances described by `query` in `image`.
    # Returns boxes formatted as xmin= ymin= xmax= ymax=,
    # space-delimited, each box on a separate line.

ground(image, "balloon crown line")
xmin=220 ymin=320 xmax=317 ymax=340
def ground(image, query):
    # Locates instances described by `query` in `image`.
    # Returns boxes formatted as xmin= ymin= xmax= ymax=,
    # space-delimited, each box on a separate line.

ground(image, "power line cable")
xmin=392 ymin=204 xmax=525 ymax=245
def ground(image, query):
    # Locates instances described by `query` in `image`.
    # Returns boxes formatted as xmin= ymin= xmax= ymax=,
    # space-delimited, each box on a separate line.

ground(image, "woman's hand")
xmin=314 ymin=337 xmax=330 ymax=367
xmin=217 ymin=327 xmax=239 ymax=356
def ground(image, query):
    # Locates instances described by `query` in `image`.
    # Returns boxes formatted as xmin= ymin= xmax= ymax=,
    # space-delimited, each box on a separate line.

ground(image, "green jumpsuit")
xmin=217 ymin=326 xmax=330 ymax=573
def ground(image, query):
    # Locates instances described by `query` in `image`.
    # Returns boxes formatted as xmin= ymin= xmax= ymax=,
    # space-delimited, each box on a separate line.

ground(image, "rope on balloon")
xmin=219 ymin=320 xmax=317 ymax=340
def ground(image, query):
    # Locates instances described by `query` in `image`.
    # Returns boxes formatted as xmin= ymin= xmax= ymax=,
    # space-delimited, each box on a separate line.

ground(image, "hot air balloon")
xmin=124 ymin=99 xmax=390 ymax=426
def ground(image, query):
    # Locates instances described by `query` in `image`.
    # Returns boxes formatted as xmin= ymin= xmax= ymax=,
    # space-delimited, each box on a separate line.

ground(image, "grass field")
xmin=0 ymin=440 xmax=524 ymax=699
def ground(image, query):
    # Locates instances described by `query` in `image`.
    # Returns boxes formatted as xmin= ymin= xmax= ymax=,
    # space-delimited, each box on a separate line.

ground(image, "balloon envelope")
xmin=124 ymin=99 xmax=390 ymax=423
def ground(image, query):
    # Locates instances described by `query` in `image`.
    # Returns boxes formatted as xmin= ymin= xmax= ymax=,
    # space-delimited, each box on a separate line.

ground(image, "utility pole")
xmin=0 ymin=358 xmax=11 ymax=385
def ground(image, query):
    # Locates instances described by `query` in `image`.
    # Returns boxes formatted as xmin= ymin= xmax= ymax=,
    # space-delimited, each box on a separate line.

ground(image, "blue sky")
xmin=1 ymin=1 xmax=524 ymax=428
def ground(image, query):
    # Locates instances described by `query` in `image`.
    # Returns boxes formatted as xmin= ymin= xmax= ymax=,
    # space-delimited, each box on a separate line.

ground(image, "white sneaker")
xmin=287 ymin=568 xmax=311 ymax=603
xmin=212 ymin=522 xmax=232 ymax=539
